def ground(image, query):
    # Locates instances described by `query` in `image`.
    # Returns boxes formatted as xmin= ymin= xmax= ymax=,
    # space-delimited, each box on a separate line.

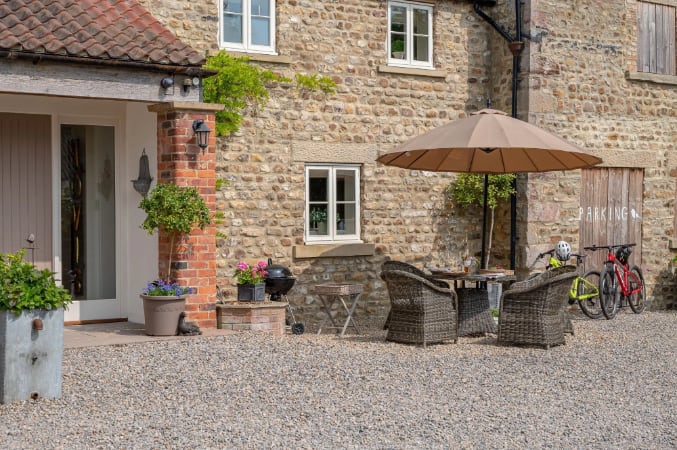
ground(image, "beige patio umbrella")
xmin=376 ymin=108 xmax=603 ymax=267
xmin=377 ymin=109 xmax=602 ymax=173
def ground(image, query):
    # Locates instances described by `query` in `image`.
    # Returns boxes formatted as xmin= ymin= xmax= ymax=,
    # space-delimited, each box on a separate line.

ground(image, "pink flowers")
xmin=234 ymin=261 xmax=268 ymax=285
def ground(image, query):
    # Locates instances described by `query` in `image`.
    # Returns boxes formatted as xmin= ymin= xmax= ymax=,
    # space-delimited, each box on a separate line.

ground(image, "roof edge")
xmin=0 ymin=49 xmax=216 ymax=77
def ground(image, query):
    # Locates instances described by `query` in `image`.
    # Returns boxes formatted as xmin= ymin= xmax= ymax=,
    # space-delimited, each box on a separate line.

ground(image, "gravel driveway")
xmin=1 ymin=310 xmax=675 ymax=449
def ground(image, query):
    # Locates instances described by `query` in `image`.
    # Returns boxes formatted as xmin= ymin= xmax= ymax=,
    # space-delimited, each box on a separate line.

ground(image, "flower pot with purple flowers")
xmin=140 ymin=279 xmax=189 ymax=336
xmin=139 ymin=183 xmax=210 ymax=336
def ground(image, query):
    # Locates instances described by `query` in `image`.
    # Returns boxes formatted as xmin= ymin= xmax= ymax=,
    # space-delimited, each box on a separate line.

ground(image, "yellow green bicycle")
xmin=531 ymin=241 xmax=603 ymax=319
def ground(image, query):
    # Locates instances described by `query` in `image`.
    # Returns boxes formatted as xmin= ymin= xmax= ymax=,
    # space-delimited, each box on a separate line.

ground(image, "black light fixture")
xmin=192 ymin=119 xmax=211 ymax=152
xmin=131 ymin=148 xmax=153 ymax=196
xmin=160 ymin=77 xmax=174 ymax=89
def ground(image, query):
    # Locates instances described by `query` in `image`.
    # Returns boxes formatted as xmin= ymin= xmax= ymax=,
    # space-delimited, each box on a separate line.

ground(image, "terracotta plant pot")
xmin=140 ymin=295 xmax=186 ymax=336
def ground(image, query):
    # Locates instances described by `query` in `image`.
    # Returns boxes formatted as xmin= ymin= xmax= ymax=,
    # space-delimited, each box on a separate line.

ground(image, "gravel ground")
xmin=1 ymin=310 xmax=675 ymax=449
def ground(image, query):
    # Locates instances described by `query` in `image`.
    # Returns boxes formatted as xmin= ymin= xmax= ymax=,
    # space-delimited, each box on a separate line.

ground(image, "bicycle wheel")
xmin=627 ymin=265 xmax=646 ymax=314
xmin=576 ymin=270 xmax=603 ymax=319
xmin=600 ymin=269 xmax=619 ymax=319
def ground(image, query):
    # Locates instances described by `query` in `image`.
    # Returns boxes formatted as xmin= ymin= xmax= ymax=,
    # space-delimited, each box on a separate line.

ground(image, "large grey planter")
xmin=140 ymin=295 xmax=186 ymax=336
xmin=0 ymin=308 xmax=64 ymax=404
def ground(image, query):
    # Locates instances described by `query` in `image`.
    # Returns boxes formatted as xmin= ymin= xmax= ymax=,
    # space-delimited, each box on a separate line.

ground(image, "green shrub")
xmin=140 ymin=183 xmax=211 ymax=279
xmin=0 ymin=251 xmax=72 ymax=315
xmin=446 ymin=173 xmax=516 ymax=269
xmin=391 ymin=39 xmax=405 ymax=53
xmin=202 ymin=51 xmax=336 ymax=136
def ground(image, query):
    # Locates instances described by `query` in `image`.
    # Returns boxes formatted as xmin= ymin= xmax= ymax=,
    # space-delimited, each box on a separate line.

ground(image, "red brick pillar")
xmin=148 ymin=102 xmax=223 ymax=329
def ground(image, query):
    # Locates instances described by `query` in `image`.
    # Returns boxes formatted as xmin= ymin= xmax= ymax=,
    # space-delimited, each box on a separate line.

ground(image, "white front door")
xmin=60 ymin=124 xmax=122 ymax=322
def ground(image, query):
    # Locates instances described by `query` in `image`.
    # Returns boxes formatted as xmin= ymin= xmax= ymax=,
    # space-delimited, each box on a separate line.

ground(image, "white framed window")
xmin=637 ymin=1 xmax=676 ymax=75
xmin=305 ymin=165 xmax=361 ymax=243
xmin=219 ymin=0 xmax=276 ymax=54
xmin=387 ymin=1 xmax=433 ymax=68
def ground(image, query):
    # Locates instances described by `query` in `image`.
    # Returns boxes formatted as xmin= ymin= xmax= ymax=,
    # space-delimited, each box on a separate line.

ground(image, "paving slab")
xmin=63 ymin=321 xmax=235 ymax=349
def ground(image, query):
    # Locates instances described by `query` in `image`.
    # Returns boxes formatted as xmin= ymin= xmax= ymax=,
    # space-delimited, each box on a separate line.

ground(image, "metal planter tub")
xmin=0 ymin=308 xmax=64 ymax=404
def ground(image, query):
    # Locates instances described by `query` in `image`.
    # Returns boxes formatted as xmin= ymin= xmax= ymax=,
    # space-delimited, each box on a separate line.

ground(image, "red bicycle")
xmin=584 ymin=243 xmax=645 ymax=319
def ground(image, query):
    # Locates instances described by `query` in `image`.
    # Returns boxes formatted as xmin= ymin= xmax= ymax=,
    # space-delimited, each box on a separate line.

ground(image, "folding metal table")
xmin=314 ymin=283 xmax=363 ymax=337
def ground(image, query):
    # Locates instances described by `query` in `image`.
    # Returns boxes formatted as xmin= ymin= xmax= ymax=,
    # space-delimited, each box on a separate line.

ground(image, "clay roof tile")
xmin=0 ymin=0 xmax=205 ymax=69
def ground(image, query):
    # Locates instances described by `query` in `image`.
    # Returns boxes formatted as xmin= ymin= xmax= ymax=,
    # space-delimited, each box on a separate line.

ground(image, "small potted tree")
xmin=139 ymin=183 xmax=210 ymax=336
xmin=446 ymin=173 xmax=516 ymax=269
xmin=0 ymin=250 xmax=72 ymax=403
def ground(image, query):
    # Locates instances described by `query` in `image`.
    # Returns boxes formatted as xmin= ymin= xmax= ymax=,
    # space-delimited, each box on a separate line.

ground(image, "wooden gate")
xmin=579 ymin=168 xmax=643 ymax=268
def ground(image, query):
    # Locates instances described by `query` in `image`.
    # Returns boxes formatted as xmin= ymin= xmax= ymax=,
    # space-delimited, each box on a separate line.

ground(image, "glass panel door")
xmin=61 ymin=125 xmax=116 ymax=301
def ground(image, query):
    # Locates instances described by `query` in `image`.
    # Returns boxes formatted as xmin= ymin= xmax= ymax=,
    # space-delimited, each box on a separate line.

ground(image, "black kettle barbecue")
xmin=265 ymin=258 xmax=304 ymax=334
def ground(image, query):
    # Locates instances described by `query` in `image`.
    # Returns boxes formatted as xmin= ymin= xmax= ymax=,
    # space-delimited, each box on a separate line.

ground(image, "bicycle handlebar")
xmin=529 ymin=250 xmax=587 ymax=269
xmin=583 ymin=243 xmax=636 ymax=252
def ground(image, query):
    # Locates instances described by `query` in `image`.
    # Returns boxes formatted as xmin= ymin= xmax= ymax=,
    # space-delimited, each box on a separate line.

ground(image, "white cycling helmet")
xmin=555 ymin=240 xmax=571 ymax=262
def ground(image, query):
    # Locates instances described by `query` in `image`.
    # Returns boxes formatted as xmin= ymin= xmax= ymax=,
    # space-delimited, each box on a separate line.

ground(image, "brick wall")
xmin=148 ymin=102 xmax=221 ymax=328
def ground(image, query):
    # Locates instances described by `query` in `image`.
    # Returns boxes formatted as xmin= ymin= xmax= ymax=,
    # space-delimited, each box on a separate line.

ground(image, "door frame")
xmin=54 ymin=114 xmax=128 ymax=323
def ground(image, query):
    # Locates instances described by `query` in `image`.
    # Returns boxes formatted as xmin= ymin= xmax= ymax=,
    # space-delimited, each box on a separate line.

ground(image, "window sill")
xmin=223 ymin=51 xmax=292 ymax=65
xmin=293 ymin=243 xmax=375 ymax=259
xmin=378 ymin=65 xmax=446 ymax=78
xmin=625 ymin=71 xmax=677 ymax=86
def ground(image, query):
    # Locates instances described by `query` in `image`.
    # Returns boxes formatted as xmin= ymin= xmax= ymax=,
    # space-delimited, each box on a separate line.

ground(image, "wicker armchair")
xmin=381 ymin=260 xmax=449 ymax=330
xmin=456 ymin=288 xmax=498 ymax=336
xmin=498 ymin=267 xmax=577 ymax=349
xmin=380 ymin=269 xmax=458 ymax=347
xmin=381 ymin=260 xmax=449 ymax=287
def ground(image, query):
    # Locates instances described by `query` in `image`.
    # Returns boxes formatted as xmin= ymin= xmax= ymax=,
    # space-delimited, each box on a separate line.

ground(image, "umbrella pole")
xmin=481 ymin=174 xmax=489 ymax=269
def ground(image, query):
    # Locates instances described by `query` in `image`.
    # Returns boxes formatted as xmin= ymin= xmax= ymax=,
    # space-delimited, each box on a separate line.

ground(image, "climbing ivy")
xmin=202 ymin=51 xmax=336 ymax=136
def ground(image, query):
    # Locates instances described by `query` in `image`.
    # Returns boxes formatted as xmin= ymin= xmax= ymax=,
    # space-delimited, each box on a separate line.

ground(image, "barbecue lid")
xmin=265 ymin=258 xmax=294 ymax=279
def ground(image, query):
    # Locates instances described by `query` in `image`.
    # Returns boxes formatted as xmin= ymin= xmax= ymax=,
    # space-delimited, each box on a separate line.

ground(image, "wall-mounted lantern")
xmin=131 ymin=148 xmax=153 ymax=196
xmin=192 ymin=119 xmax=211 ymax=153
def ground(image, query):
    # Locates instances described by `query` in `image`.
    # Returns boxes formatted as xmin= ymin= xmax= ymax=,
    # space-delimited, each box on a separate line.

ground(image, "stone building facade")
xmin=139 ymin=0 xmax=677 ymax=324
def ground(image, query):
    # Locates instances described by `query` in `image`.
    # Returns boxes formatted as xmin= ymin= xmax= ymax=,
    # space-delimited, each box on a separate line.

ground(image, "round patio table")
xmin=429 ymin=270 xmax=515 ymax=336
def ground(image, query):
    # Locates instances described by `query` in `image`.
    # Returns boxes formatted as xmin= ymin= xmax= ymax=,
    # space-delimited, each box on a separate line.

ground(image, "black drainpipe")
xmin=472 ymin=0 xmax=524 ymax=270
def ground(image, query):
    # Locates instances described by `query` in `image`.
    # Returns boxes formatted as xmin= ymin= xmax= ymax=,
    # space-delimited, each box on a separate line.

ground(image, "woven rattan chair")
xmin=456 ymin=288 xmax=498 ymax=336
xmin=523 ymin=266 xmax=577 ymax=335
xmin=497 ymin=267 xmax=577 ymax=349
xmin=381 ymin=260 xmax=449 ymax=329
xmin=380 ymin=269 xmax=458 ymax=348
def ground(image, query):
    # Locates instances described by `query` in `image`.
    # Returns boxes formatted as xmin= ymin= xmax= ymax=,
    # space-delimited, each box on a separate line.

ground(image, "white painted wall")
xmin=0 ymin=94 xmax=158 ymax=325
xmin=124 ymin=102 xmax=159 ymax=324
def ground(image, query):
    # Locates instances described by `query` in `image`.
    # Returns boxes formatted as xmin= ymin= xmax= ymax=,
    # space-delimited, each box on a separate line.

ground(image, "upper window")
xmin=637 ymin=1 xmax=676 ymax=75
xmin=219 ymin=0 xmax=276 ymax=54
xmin=305 ymin=165 xmax=361 ymax=243
xmin=387 ymin=1 xmax=433 ymax=68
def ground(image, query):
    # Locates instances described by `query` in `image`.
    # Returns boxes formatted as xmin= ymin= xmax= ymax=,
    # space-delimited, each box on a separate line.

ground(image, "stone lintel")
xmin=625 ymin=71 xmax=677 ymax=86
xmin=377 ymin=65 xmax=447 ymax=78
xmin=293 ymin=243 xmax=375 ymax=259
xmin=218 ymin=51 xmax=292 ymax=65
xmin=292 ymin=141 xmax=377 ymax=164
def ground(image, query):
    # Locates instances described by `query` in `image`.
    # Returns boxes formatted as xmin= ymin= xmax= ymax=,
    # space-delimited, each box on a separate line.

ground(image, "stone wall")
xmin=143 ymin=0 xmax=676 ymax=322
xmin=141 ymin=0 xmax=514 ymax=324
xmin=523 ymin=0 xmax=677 ymax=308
